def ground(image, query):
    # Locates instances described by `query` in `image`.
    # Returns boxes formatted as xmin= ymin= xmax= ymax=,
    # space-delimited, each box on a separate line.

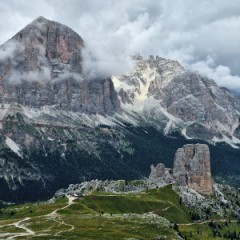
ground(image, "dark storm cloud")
xmin=0 ymin=0 xmax=239 ymax=89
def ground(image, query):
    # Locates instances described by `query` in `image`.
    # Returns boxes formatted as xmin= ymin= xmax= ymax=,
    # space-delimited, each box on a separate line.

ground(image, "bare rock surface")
xmin=173 ymin=144 xmax=214 ymax=195
xmin=112 ymin=55 xmax=240 ymax=145
xmin=149 ymin=163 xmax=173 ymax=183
xmin=148 ymin=144 xmax=214 ymax=195
xmin=0 ymin=17 xmax=120 ymax=115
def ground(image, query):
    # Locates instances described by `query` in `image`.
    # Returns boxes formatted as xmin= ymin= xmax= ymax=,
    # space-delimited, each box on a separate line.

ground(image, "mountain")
xmin=0 ymin=16 xmax=120 ymax=114
xmin=0 ymin=17 xmax=240 ymax=202
xmin=113 ymin=55 xmax=240 ymax=145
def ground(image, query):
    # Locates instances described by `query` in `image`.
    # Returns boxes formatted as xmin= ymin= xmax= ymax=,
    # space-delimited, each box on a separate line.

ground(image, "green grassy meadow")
xmin=0 ymin=185 xmax=240 ymax=239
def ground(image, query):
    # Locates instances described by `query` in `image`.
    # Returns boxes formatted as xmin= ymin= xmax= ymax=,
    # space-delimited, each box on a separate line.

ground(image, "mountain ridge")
xmin=0 ymin=17 xmax=240 ymax=202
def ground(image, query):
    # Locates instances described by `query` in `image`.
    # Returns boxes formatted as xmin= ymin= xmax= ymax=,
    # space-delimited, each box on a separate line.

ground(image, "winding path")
xmin=0 ymin=195 xmax=77 ymax=239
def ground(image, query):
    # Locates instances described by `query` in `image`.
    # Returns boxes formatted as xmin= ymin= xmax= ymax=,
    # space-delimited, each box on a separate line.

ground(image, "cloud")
xmin=8 ymin=67 xmax=51 ymax=85
xmin=0 ymin=40 xmax=51 ymax=84
xmin=0 ymin=40 xmax=21 ymax=61
xmin=0 ymin=0 xmax=55 ymax=45
xmin=0 ymin=0 xmax=239 ymax=90
xmin=81 ymin=31 xmax=135 ymax=80
xmin=189 ymin=56 xmax=240 ymax=91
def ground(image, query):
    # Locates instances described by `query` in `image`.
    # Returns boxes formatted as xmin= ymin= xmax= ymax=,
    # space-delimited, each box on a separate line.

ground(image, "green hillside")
xmin=0 ymin=185 xmax=240 ymax=239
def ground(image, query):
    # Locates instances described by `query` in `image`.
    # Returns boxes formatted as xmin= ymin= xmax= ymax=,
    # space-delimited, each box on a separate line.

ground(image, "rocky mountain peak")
xmin=32 ymin=16 xmax=49 ymax=23
xmin=10 ymin=16 xmax=84 ymax=65
xmin=0 ymin=17 xmax=120 ymax=114
xmin=113 ymin=54 xmax=240 ymax=146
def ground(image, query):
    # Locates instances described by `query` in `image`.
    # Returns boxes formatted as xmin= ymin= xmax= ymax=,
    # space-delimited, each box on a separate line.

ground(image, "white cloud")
xmin=190 ymin=56 xmax=240 ymax=90
xmin=0 ymin=0 xmax=55 ymax=45
xmin=0 ymin=0 xmax=239 ymax=90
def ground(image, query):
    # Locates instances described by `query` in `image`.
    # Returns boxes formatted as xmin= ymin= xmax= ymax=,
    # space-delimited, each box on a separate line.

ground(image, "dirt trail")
xmin=0 ymin=217 xmax=36 ymax=240
xmin=0 ymin=195 xmax=77 ymax=239
xmin=178 ymin=219 xmax=236 ymax=226
xmin=47 ymin=196 xmax=76 ymax=217
xmin=47 ymin=196 xmax=76 ymax=236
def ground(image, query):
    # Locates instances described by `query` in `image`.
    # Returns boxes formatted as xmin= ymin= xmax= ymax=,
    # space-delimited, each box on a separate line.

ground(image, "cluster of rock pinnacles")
xmin=149 ymin=144 xmax=214 ymax=195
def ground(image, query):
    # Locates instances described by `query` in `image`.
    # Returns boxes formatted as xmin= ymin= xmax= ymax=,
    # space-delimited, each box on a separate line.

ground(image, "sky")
xmin=0 ymin=0 xmax=239 ymax=90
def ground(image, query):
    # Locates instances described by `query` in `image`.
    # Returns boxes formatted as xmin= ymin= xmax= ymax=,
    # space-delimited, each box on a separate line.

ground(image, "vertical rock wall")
xmin=173 ymin=144 xmax=214 ymax=195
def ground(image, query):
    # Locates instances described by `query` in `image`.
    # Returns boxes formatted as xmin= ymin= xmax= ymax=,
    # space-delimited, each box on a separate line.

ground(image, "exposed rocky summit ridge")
xmin=113 ymin=55 xmax=240 ymax=145
xmin=11 ymin=16 xmax=84 ymax=68
xmin=1 ymin=17 xmax=240 ymax=143
xmin=0 ymin=17 xmax=239 ymax=202
xmin=0 ymin=16 xmax=120 ymax=114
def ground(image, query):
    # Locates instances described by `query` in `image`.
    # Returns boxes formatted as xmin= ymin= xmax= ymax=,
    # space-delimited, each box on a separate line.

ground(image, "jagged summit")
xmin=33 ymin=16 xmax=49 ymax=22
xmin=112 ymin=54 xmax=240 ymax=145
xmin=0 ymin=18 xmax=240 ymax=202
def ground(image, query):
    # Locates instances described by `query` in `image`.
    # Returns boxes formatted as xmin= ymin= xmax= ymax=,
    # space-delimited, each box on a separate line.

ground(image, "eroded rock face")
xmin=149 ymin=163 xmax=166 ymax=179
xmin=149 ymin=163 xmax=173 ymax=183
xmin=112 ymin=55 xmax=240 ymax=144
xmin=173 ymin=144 xmax=214 ymax=195
xmin=0 ymin=17 xmax=120 ymax=115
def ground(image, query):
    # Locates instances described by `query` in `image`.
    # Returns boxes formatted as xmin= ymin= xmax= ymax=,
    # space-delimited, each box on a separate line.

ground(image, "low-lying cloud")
xmin=0 ymin=0 xmax=239 ymax=90
xmin=189 ymin=56 xmax=240 ymax=91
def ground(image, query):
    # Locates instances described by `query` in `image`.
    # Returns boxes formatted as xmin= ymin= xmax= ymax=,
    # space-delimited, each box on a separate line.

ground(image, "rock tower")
xmin=173 ymin=144 xmax=214 ymax=195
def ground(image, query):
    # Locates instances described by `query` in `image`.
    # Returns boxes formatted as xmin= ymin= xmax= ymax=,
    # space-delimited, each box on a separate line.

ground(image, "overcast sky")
xmin=0 ymin=0 xmax=239 ymax=90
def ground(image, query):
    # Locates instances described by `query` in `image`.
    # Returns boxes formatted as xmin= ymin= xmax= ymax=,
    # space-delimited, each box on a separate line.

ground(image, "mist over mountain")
xmin=0 ymin=17 xmax=239 ymax=203
xmin=1 ymin=0 xmax=240 ymax=91
xmin=0 ymin=3 xmax=240 ymax=239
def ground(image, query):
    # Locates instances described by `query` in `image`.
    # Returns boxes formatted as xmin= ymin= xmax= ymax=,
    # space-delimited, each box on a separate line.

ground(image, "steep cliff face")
xmin=112 ymin=56 xmax=240 ymax=145
xmin=0 ymin=17 xmax=120 ymax=114
xmin=173 ymin=144 xmax=214 ymax=195
xmin=0 ymin=17 xmax=240 ymax=202
xmin=148 ymin=144 xmax=214 ymax=195
xmin=1 ymin=17 xmax=240 ymax=140
xmin=11 ymin=16 xmax=84 ymax=71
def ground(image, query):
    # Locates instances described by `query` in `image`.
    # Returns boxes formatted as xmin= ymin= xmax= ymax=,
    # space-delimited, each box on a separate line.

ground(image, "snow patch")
xmin=47 ymin=137 xmax=55 ymax=141
xmin=111 ymin=76 xmax=133 ymax=92
xmin=22 ymin=106 xmax=40 ymax=119
xmin=5 ymin=136 xmax=22 ymax=157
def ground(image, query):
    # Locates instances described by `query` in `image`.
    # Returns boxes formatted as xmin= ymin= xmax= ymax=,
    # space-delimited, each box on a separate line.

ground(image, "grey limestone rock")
xmin=113 ymin=55 xmax=240 ymax=143
xmin=0 ymin=17 xmax=120 ymax=115
xmin=149 ymin=163 xmax=173 ymax=183
xmin=173 ymin=144 xmax=214 ymax=195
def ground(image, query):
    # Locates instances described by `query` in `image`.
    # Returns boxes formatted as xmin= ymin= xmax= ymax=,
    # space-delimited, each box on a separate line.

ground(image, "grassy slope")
xmin=1 ymin=185 xmax=240 ymax=239
xmin=179 ymin=221 xmax=240 ymax=240
xmin=0 ymin=185 xmax=185 ymax=239
xmin=64 ymin=185 xmax=191 ymax=224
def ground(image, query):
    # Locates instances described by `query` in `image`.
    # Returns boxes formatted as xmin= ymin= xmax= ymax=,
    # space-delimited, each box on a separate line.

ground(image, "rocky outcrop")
xmin=149 ymin=163 xmax=173 ymax=183
xmin=148 ymin=144 xmax=214 ymax=195
xmin=11 ymin=16 xmax=84 ymax=71
xmin=173 ymin=144 xmax=214 ymax=195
